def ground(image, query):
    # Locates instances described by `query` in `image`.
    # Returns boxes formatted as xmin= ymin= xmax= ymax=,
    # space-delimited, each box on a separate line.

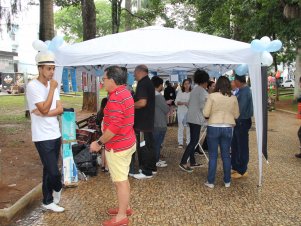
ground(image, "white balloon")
xmin=260 ymin=36 xmax=271 ymax=46
xmin=261 ymin=51 xmax=273 ymax=66
xmin=32 ymin=40 xmax=48 ymax=51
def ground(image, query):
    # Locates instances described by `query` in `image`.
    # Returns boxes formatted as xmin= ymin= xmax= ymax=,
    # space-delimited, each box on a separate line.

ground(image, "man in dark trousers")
xmin=26 ymin=51 xmax=64 ymax=212
xmin=231 ymin=74 xmax=253 ymax=179
xmin=130 ymin=64 xmax=157 ymax=179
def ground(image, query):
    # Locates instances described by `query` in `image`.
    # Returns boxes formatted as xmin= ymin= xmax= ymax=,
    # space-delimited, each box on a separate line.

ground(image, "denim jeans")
xmin=231 ymin=118 xmax=252 ymax=175
xmin=177 ymin=111 xmax=190 ymax=145
xmin=207 ymin=126 xmax=233 ymax=184
xmin=130 ymin=131 xmax=157 ymax=176
xmin=153 ymin=129 xmax=167 ymax=162
xmin=34 ymin=137 xmax=62 ymax=205
xmin=180 ymin=123 xmax=201 ymax=165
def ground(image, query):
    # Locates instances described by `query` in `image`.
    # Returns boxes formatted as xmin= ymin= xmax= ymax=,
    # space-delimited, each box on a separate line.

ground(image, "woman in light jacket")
xmin=175 ymin=79 xmax=191 ymax=148
xmin=203 ymin=76 xmax=239 ymax=188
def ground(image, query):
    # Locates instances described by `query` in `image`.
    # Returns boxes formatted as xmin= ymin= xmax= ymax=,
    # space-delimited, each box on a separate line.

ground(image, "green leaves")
xmin=54 ymin=0 xmax=112 ymax=42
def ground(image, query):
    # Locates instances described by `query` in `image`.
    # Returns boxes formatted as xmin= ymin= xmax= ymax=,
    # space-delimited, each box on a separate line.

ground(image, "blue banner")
xmin=62 ymin=68 xmax=69 ymax=93
xmin=70 ymin=68 xmax=77 ymax=92
xmin=177 ymin=71 xmax=187 ymax=83
xmin=171 ymin=70 xmax=187 ymax=83
xmin=127 ymin=72 xmax=134 ymax=85
xmin=95 ymin=67 xmax=104 ymax=77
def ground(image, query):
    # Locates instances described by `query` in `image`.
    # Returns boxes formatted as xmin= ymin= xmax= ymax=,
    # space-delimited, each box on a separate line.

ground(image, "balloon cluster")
xmin=235 ymin=36 xmax=283 ymax=76
xmin=32 ymin=36 xmax=64 ymax=62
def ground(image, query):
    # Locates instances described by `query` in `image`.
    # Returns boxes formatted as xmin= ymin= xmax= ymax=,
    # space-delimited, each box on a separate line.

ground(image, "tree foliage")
xmin=0 ymin=0 xmax=23 ymax=33
xmin=187 ymin=0 xmax=301 ymax=65
xmin=55 ymin=1 xmax=114 ymax=42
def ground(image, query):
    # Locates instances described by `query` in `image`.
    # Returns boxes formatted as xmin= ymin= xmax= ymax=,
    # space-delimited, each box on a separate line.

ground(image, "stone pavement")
xmin=11 ymin=111 xmax=301 ymax=225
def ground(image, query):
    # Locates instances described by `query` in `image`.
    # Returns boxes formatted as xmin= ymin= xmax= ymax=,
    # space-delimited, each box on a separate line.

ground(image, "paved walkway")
xmin=12 ymin=111 xmax=301 ymax=225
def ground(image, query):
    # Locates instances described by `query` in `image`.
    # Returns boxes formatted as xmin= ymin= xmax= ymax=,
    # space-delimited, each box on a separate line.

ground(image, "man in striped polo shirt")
xmin=90 ymin=66 xmax=136 ymax=226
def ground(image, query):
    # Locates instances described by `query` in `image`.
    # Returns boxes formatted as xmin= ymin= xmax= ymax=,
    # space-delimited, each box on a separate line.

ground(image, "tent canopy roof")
xmin=54 ymin=26 xmax=264 ymax=185
xmin=55 ymin=26 xmax=260 ymax=71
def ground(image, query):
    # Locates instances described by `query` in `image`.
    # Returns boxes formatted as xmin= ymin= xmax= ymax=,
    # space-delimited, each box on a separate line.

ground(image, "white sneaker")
xmin=133 ymin=173 xmax=153 ymax=180
xmin=158 ymin=159 xmax=166 ymax=164
xmin=128 ymin=173 xmax=135 ymax=177
xmin=138 ymin=169 xmax=157 ymax=175
xmin=156 ymin=161 xmax=168 ymax=167
xmin=204 ymin=181 xmax=214 ymax=189
xmin=42 ymin=203 xmax=64 ymax=212
xmin=224 ymin=182 xmax=231 ymax=188
xmin=53 ymin=189 xmax=62 ymax=204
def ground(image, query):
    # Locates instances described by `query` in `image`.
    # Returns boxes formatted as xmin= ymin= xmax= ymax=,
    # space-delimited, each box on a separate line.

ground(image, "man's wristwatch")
xmin=97 ymin=139 xmax=103 ymax=146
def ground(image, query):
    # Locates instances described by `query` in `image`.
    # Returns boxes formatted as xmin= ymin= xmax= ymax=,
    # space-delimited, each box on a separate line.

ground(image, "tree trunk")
xmin=39 ymin=0 xmax=54 ymax=41
xmin=125 ymin=0 xmax=132 ymax=31
xmin=283 ymin=4 xmax=301 ymax=100
xmin=112 ymin=0 xmax=118 ymax=33
xmin=82 ymin=92 xmax=97 ymax=112
xmin=294 ymin=43 xmax=301 ymax=100
xmin=0 ymin=149 xmax=2 ymax=185
xmin=81 ymin=0 xmax=96 ymax=41
xmin=81 ymin=0 xmax=97 ymax=111
xmin=112 ymin=0 xmax=122 ymax=33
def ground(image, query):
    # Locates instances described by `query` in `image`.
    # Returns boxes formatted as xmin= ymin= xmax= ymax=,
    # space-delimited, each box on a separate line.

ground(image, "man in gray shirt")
xmin=151 ymin=76 xmax=169 ymax=167
xmin=231 ymin=74 xmax=253 ymax=179
xmin=179 ymin=69 xmax=209 ymax=172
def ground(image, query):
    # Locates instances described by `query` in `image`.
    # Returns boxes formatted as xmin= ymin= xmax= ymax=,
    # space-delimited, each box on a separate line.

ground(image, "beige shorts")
xmin=105 ymin=144 xmax=136 ymax=182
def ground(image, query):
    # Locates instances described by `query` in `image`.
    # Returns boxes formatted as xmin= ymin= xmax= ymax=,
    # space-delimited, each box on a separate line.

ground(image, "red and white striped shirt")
xmin=103 ymin=85 xmax=136 ymax=152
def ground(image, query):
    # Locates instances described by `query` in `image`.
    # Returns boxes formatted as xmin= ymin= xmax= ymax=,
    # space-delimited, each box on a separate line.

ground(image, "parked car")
xmin=281 ymin=80 xmax=295 ymax=88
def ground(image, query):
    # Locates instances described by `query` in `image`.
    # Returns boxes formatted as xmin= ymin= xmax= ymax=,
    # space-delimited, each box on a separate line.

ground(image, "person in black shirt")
xmin=130 ymin=64 xmax=157 ymax=179
xmin=164 ymin=80 xmax=176 ymax=105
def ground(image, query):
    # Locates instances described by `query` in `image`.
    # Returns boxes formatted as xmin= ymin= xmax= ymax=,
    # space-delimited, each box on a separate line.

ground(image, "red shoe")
xmin=102 ymin=217 xmax=129 ymax=226
xmin=107 ymin=208 xmax=133 ymax=216
xmin=295 ymin=153 xmax=301 ymax=158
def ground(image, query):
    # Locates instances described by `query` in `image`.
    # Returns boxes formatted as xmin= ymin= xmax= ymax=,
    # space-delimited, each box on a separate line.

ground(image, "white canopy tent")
xmin=54 ymin=26 xmax=264 ymax=185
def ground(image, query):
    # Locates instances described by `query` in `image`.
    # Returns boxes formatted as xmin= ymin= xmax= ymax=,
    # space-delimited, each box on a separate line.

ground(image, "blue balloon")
xmin=235 ymin=64 xmax=248 ymax=76
xmin=48 ymin=36 xmax=64 ymax=51
xmin=266 ymin=40 xmax=282 ymax=52
xmin=45 ymin=40 xmax=51 ymax=47
xmin=251 ymin=39 xmax=266 ymax=52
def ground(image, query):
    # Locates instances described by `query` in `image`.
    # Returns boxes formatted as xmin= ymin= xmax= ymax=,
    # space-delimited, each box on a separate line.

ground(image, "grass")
xmin=0 ymin=94 xmax=84 ymax=124
xmin=0 ymin=96 xmax=28 ymax=124
xmin=279 ymin=95 xmax=294 ymax=101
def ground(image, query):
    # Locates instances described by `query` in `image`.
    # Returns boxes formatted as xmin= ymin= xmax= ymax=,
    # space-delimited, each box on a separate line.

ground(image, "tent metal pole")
xmin=96 ymin=75 xmax=100 ymax=112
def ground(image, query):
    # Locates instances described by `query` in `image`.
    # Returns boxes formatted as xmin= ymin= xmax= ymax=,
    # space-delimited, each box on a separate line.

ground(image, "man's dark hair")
xmin=105 ymin=65 xmax=127 ymax=85
xmin=235 ymin=74 xmax=246 ymax=83
xmin=194 ymin=69 xmax=209 ymax=85
xmin=214 ymin=76 xmax=232 ymax=96
xmin=135 ymin=64 xmax=148 ymax=74
xmin=181 ymin=79 xmax=192 ymax=92
xmin=121 ymin=67 xmax=128 ymax=77
xmin=207 ymin=80 xmax=215 ymax=89
xmin=151 ymin=76 xmax=163 ymax=88
xmin=165 ymin=80 xmax=171 ymax=86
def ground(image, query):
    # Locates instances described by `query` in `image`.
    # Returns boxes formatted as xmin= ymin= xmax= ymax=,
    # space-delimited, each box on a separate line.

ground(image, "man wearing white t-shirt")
xmin=26 ymin=51 xmax=64 ymax=212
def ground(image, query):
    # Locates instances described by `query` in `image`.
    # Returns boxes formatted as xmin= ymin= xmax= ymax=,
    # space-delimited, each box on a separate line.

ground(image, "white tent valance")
xmin=55 ymin=26 xmax=264 ymax=185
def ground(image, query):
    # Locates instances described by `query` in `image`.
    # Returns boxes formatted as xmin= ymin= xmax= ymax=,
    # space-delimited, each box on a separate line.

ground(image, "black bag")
xmin=72 ymin=143 xmax=86 ymax=156
xmin=77 ymin=162 xmax=98 ymax=177
xmin=73 ymin=146 xmax=98 ymax=176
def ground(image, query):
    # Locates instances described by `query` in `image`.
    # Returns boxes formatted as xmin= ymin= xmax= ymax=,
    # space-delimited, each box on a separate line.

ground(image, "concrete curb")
xmin=276 ymin=108 xmax=296 ymax=115
xmin=0 ymin=183 xmax=42 ymax=221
